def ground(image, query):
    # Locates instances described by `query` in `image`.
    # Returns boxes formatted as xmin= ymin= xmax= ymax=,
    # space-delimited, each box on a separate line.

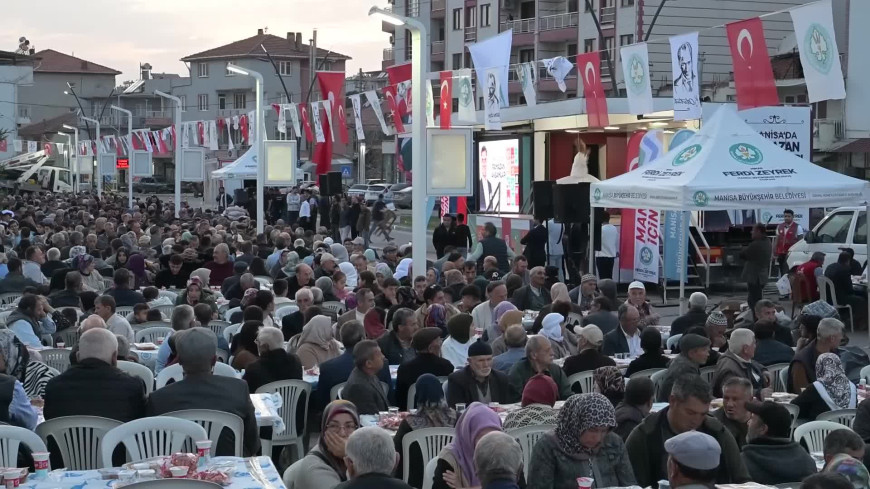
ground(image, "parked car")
xmin=347 ymin=184 xmax=369 ymax=199
xmin=787 ymin=206 xmax=866 ymax=269
xmin=384 ymin=183 xmax=410 ymax=203
xmin=132 ymin=177 xmax=172 ymax=194
xmin=392 ymin=185 xmax=413 ymax=209
xmin=364 ymin=184 xmax=389 ymax=204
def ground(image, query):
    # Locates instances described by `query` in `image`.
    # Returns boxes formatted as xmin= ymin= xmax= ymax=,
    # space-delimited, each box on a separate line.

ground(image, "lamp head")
xmin=226 ymin=64 xmax=250 ymax=76
xmin=368 ymin=6 xmax=406 ymax=25
xmin=62 ymin=124 xmax=76 ymax=131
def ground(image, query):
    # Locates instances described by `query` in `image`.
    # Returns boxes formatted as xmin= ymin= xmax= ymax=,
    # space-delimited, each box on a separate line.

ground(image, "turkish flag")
xmin=577 ymin=52 xmax=609 ymax=127
xmin=239 ymin=115 xmax=249 ymax=144
xmin=439 ymin=71 xmax=453 ymax=129
xmin=312 ymin=103 xmax=332 ymax=175
xmin=197 ymin=121 xmax=205 ymax=146
xmin=0 ymin=139 xmax=6 ymax=152
xmin=299 ymin=104 xmax=314 ymax=142
xmin=336 ymin=104 xmax=349 ymax=144
xmin=726 ymin=17 xmax=779 ymax=110
xmin=383 ymin=85 xmax=406 ymax=134
xmin=386 ymin=63 xmax=412 ymax=116
xmin=44 ymin=143 xmax=53 ymax=156
xmin=318 ymin=71 xmax=347 ymax=145
xmin=91 ymin=141 xmax=98 ymax=155
xmin=271 ymin=103 xmax=281 ymax=116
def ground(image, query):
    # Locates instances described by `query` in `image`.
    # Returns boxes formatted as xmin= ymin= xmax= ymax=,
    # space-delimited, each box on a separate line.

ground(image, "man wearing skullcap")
xmin=395 ymin=327 xmax=455 ymax=410
xmin=658 ymin=333 xmax=710 ymax=402
xmin=568 ymin=273 xmax=598 ymax=312
xmin=446 ymin=339 xmax=517 ymax=408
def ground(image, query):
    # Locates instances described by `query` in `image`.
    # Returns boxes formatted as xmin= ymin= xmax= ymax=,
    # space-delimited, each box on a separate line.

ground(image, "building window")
xmin=620 ymin=34 xmax=634 ymax=46
xmin=234 ymin=93 xmax=247 ymax=110
xmin=17 ymin=105 xmax=30 ymax=118
xmin=465 ymin=6 xmax=476 ymax=27
xmin=452 ymin=53 xmax=463 ymax=69
xmin=567 ymin=43 xmax=578 ymax=58
xmin=621 ymin=0 xmax=634 ymax=6
xmin=480 ymin=4 xmax=491 ymax=26
xmin=277 ymin=92 xmax=290 ymax=104
xmin=179 ymin=95 xmax=186 ymax=111
xmin=453 ymin=8 xmax=461 ymax=30
xmin=198 ymin=62 xmax=209 ymax=78
xmin=519 ymin=49 xmax=534 ymax=63
xmin=278 ymin=61 xmax=292 ymax=76
xmin=225 ymin=63 xmax=235 ymax=76
xmin=584 ymin=39 xmax=595 ymax=52
xmin=198 ymin=94 xmax=208 ymax=111
xmin=218 ymin=94 xmax=226 ymax=110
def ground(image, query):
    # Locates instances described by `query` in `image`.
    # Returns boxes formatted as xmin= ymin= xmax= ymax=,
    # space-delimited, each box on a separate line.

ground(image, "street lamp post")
xmin=61 ymin=124 xmax=79 ymax=193
xmin=155 ymin=90 xmax=183 ymax=218
xmin=110 ymin=105 xmax=134 ymax=209
xmin=368 ymin=6 xmax=429 ymax=278
xmin=226 ymin=63 xmax=265 ymax=233
xmin=80 ymin=116 xmax=100 ymax=198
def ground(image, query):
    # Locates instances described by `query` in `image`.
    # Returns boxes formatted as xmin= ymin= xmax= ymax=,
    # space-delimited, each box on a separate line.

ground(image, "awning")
xmin=832 ymin=138 xmax=870 ymax=153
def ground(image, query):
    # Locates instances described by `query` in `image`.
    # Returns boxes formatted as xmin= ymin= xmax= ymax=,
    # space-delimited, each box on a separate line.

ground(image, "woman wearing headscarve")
xmin=363 ymin=307 xmax=387 ymax=340
xmin=532 ymin=283 xmax=586 ymax=334
xmin=426 ymin=267 xmax=440 ymax=287
xmin=593 ymin=366 xmax=625 ymax=407
xmin=330 ymin=243 xmax=350 ymax=264
xmin=433 ymin=402 xmax=509 ymax=489
xmin=126 ymin=253 xmax=152 ymax=288
xmin=792 ymin=352 xmax=858 ymax=420
xmin=394 ymin=258 xmax=413 ymax=284
xmin=74 ymin=253 xmax=105 ymax=292
xmin=315 ymin=276 xmax=341 ymax=304
xmin=0 ymin=330 xmax=39 ymax=428
xmin=375 ymin=262 xmax=393 ymax=286
xmin=527 ymin=393 xmax=636 ymax=489
xmin=175 ymin=276 xmax=218 ymax=314
xmin=540 ymin=313 xmax=570 ymax=360
xmin=426 ymin=303 xmax=448 ymax=337
xmin=293 ymin=315 xmax=342 ymax=369
xmin=338 ymin=261 xmax=358 ymax=289
xmin=395 ymin=374 xmax=458 ymax=485
xmin=504 ymin=374 xmax=560 ymax=430
xmin=364 ymin=249 xmax=377 ymax=266
xmin=278 ymin=251 xmax=301 ymax=280
xmin=230 ymin=320 xmax=262 ymax=370
xmin=284 ymin=400 xmax=360 ymax=489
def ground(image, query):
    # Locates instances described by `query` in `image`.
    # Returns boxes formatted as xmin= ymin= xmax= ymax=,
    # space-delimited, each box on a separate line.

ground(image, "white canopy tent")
xmin=589 ymin=105 xmax=870 ymax=315
xmin=211 ymin=145 xmax=258 ymax=180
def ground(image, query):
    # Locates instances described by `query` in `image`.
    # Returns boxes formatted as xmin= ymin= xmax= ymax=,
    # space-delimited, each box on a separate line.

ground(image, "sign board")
xmin=427 ymin=128 xmax=474 ymax=197
xmin=477 ymin=137 xmax=520 ymax=212
xmin=100 ymin=154 xmax=116 ymax=177
xmin=264 ymin=140 xmax=298 ymax=186
xmin=341 ymin=166 xmax=352 ymax=179
xmin=116 ymin=157 xmax=129 ymax=169
xmin=131 ymin=151 xmax=153 ymax=177
xmin=181 ymin=148 xmax=205 ymax=182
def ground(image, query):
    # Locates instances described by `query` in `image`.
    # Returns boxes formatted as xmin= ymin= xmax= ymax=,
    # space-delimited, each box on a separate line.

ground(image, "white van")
xmin=787 ymin=206 xmax=867 ymax=269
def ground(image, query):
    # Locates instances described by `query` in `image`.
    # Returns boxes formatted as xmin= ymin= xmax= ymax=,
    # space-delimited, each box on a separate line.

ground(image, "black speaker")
xmin=553 ymin=183 xmax=591 ymax=224
xmin=532 ymin=180 xmax=555 ymax=221
xmin=318 ymin=174 xmax=330 ymax=194
xmin=319 ymin=172 xmax=343 ymax=196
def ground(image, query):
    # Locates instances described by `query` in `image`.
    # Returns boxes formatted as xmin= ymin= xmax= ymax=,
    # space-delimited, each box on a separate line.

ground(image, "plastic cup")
xmin=56 ymin=342 xmax=65 ymax=349
xmin=169 ymin=466 xmax=189 ymax=478
xmin=388 ymin=406 xmax=399 ymax=415
xmin=196 ymin=440 xmax=212 ymax=468
xmin=32 ymin=451 xmax=50 ymax=478
xmin=576 ymin=477 xmax=593 ymax=489
xmin=3 ymin=470 xmax=20 ymax=488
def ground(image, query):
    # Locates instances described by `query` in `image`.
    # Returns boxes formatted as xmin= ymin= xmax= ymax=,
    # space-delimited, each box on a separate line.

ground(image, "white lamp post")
xmin=154 ymin=90 xmax=183 ymax=218
xmin=368 ymin=6 xmax=429 ymax=277
xmin=61 ymin=124 xmax=79 ymax=193
xmin=110 ymin=105 xmax=134 ymax=209
xmin=56 ymin=132 xmax=72 ymax=191
xmin=226 ymin=63 xmax=265 ymax=233
xmin=80 ymin=116 xmax=101 ymax=198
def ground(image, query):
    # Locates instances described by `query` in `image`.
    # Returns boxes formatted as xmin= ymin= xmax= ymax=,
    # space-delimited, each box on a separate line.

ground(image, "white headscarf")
xmin=394 ymin=258 xmax=413 ymax=280
xmin=541 ymin=313 xmax=565 ymax=342
xmin=339 ymin=262 xmax=358 ymax=288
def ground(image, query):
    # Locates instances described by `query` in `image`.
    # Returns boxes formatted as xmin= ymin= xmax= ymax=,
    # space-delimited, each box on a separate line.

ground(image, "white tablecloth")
xmin=19 ymin=456 xmax=285 ymax=488
xmin=131 ymin=348 xmax=158 ymax=371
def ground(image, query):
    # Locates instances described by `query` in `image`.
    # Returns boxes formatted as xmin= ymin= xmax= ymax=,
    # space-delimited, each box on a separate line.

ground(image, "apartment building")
xmin=0 ymin=50 xmax=33 ymax=161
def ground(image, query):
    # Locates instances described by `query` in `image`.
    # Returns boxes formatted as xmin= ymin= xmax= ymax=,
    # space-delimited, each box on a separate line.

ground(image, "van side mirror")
xmin=804 ymin=231 xmax=815 ymax=244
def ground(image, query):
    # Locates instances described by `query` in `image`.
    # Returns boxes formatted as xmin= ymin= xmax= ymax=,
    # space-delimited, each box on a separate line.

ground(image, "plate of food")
xmin=134 ymin=342 xmax=158 ymax=351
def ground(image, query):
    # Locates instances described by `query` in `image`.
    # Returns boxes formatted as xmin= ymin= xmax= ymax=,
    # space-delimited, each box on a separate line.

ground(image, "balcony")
xmin=431 ymin=41 xmax=445 ymax=62
xmin=465 ymin=27 xmax=477 ymax=42
xmin=599 ymin=5 xmax=616 ymax=26
xmin=500 ymin=17 xmax=536 ymax=33
xmin=814 ymin=118 xmax=844 ymax=151
xmin=431 ymin=0 xmax=445 ymax=18
xmin=141 ymin=110 xmax=172 ymax=128
xmin=539 ymin=12 xmax=578 ymax=42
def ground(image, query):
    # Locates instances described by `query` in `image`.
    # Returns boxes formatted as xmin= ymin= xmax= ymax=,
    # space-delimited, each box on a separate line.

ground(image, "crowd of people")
xmin=0 ymin=190 xmax=868 ymax=489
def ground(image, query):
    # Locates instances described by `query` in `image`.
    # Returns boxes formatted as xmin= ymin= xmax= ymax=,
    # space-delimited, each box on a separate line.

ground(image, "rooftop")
xmin=32 ymin=49 xmax=121 ymax=75
xmin=18 ymin=112 xmax=78 ymax=139
xmin=182 ymin=30 xmax=351 ymax=62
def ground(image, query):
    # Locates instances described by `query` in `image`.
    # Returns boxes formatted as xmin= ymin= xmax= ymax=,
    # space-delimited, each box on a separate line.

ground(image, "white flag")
xmin=208 ymin=120 xmax=219 ymax=151
xmin=426 ymin=81 xmax=435 ymax=128
xmin=231 ymin=115 xmax=239 ymax=130
xmin=310 ymin=103 xmax=325 ymax=143
xmin=287 ymin=104 xmax=301 ymax=139
xmin=13 ymin=139 xmax=22 ymax=152
xmin=621 ymin=42 xmax=654 ymax=115
xmin=277 ymin=105 xmax=287 ymax=134
xmin=141 ymin=131 xmax=153 ymax=152
xmin=456 ymin=69 xmax=476 ymax=123
xmin=364 ymin=90 xmax=392 ymax=136
xmin=224 ymin=118 xmax=234 ymax=151
xmin=350 ymin=95 xmax=366 ymax=140
xmin=181 ymin=123 xmax=190 ymax=148
xmin=542 ymin=57 xmax=574 ymax=92
xmin=790 ymin=0 xmax=845 ymax=103
xmin=483 ymin=67 xmax=502 ymax=130
xmin=27 ymin=141 xmax=37 ymax=153
xmin=247 ymin=111 xmax=255 ymax=142
xmin=516 ymin=62 xmax=537 ymax=107
xmin=321 ymin=100 xmax=335 ymax=142
xmin=670 ymin=32 xmax=701 ymax=120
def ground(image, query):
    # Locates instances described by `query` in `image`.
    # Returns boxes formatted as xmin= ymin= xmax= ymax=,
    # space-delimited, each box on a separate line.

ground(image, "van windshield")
xmin=815 ymin=211 xmax=854 ymax=244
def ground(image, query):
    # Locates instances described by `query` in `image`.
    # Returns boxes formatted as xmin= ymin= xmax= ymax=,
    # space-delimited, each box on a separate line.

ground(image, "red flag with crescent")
xmin=439 ymin=71 xmax=453 ymax=130
xmin=0 ymin=140 xmax=6 ymax=152
xmin=239 ymin=115 xmax=249 ymax=144
xmin=577 ymin=52 xmax=609 ymax=127
xmin=197 ymin=121 xmax=205 ymax=146
xmin=726 ymin=17 xmax=779 ymax=110
xmin=383 ymin=85 xmax=405 ymax=134
xmin=91 ymin=141 xmax=98 ymax=155
xmin=44 ymin=142 xmax=53 ymax=156
xmin=386 ymin=63 xmax=412 ymax=116
xmin=299 ymin=104 xmax=314 ymax=142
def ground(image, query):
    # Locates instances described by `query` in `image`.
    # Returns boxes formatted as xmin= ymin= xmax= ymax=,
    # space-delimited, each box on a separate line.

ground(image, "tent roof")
xmin=590 ymin=106 xmax=870 ymax=211
xmin=211 ymin=146 xmax=258 ymax=179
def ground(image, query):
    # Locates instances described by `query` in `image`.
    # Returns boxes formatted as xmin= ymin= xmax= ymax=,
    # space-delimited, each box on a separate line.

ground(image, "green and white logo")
xmin=673 ymin=144 xmax=702 ymax=166
xmin=593 ymin=188 xmax=601 ymax=202
xmin=639 ymin=246 xmax=654 ymax=266
xmin=804 ymin=23 xmax=835 ymax=74
xmin=627 ymin=54 xmax=647 ymax=95
xmin=693 ymin=191 xmax=709 ymax=207
xmin=729 ymin=143 xmax=763 ymax=165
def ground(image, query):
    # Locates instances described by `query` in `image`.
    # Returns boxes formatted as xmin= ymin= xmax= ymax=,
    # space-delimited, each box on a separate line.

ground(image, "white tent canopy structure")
xmin=211 ymin=145 xmax=258 ymax=180
xmin=589 ymin=105 xmax=870 ymax=315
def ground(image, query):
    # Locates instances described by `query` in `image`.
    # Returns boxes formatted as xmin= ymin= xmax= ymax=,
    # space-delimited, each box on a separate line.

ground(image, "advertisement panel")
xmin=478 ymin=138 xmax=520 ymax=213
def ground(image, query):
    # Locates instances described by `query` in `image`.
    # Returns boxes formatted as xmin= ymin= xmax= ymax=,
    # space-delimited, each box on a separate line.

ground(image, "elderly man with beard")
xmin=446 ymin=339 xmax=517 ymax=407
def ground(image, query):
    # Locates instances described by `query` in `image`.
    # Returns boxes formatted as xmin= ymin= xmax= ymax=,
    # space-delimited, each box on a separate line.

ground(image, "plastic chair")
xmin=165 ymin=409 xmax=245 ymax=457
xmin=222 ymin=324 xmax=241 ymax=345
xmin=40 ymin=348 xmax=72 ymax=373
xmin=783 ymin=403 xmax=800 ymax=437
xmin=117 ymin=360 xmax=155 ymax=395
xmin=136 ymin=327 xmax=173 ymax=344
xmin=213 ymin=362 xmax=241 ymax=378
xmin=565 ymin=312 xmax=583 ymax=328
xmin=861 ymin=365 xmax=870 ymax=384
xmin=321 ymin=301 xmax=346 ymax=317
xmin=766 ymin=363 xmax=791 ymax=392
xmin=224 ymin=307 xmax=241 ymax=322
xmin=650 ymin=369 xmax=668 ymax=399
xmin=0 ymin=425 xmax=48 ymax=466
xmin=567 ymin=371 xmax=595 ymax=394
xmin=666 ymin=334 xmax=683 ymax=351
xmin=256 ymin=380 xmax=312 ymax=462
xmin=207 ymin=320 xmax=232 ymax=338
xmin=779 ymin=368 xmax=791 ymax=393
xmin=115 ymin=306 xmax=135 ymax=318
xmin=401 ymin=427 xmax=455 ymax=485
xmin=134 ymin=321 xmax=172 ymax=330
xmin=100 ymin=416 xmax=208 ymax=467
xmin=35 ymin=416 xmax=122 ymax=470
xmin=817 ymin=408 xmax=858 ymax=427
xmin=507 ymin=425 xmax=555 ymax=482
xmin=275 ymin=303 xmax=299 ymax=322
xmin=817 ymin=275 xmax=854 ymax=332
xmin=156 ymin=364 xmax=185 ymax=389
xmin=153 ymin=304 xmax=175 ymax=318
xmin=254 ymin=275 xmax=274 ymax=285
xmin=629 ymin=368 xmax=666 ymax=381
xmin=330 ymin=382 xmax=346 ymax=401
xmin=699 ymin=366 xmax=716 ymax=385
xmin=0 ymin=292 xmax=22 ymax=306
xmin=54 ymin=327 xmax=81 ymax=349
xmin=793 ymin=420 xmax=852 ymax=453
xmin=158 ymin=290 xmax=178 ymax=302
xmin=422 ymin=457 xmax=438 ymax=489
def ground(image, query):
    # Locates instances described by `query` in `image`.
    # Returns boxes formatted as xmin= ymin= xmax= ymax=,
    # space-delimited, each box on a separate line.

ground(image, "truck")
xmin=0 ymin=150 xmax=73 ymax=193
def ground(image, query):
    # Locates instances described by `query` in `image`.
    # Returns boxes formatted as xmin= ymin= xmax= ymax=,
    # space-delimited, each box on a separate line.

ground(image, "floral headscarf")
xmin=0 ymin=329 xmax=27 ymax=381
xmin=73 ymin=253 xmax=95 ymax=275
xmin=375 ymin=262 xmax=393 ymax=279
xmin=816 ymin=352 xmax=853 ymax=409
xmin=426 ymin=303 xmax=447 ymax=330
xmin=555 ymin=393 xmax=616 ymax=458
xmin=407 ymin=374 xmax=457 ymax=430
xmin=593 ymin=366 xmax=626 ymax=407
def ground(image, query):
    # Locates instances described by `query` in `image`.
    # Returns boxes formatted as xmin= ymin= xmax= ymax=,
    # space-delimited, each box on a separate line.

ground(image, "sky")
xmin=6 ymin=0 xmax=390 ymax=83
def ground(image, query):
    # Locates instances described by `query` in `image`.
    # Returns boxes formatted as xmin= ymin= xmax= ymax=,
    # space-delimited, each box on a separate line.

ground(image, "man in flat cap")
xmin=658 ymin=333 xmax=710 ymax=402
xmin=665 ymin=430 xmax=721 ymax=488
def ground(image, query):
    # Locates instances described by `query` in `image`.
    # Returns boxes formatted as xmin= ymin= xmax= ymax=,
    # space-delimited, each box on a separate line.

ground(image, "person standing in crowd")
xmin=520 ymin=219 xmax=547 ymax=269
xmin=298 ymin=190 xmax=312 ymax=230
xmin=433 ymin=214 xmax=455 ymax=259
xmin=357 ymin=197 xmax=372 ymax=247
xmin=741 ymin=224 xmax=773 ymax=316
xmin=545 ymin=218 xmax=565 ymax=281
xmin=741 ymin=400 xmax=818 ymax=485
xmin=216 ymin=187 xmax=233 ymax=213
xmin=452 ymin=213 xmax=473 ymax=257
xmin=774 ymin=209 xmax=803 ymax=277
xmin=285 ymin=187 xmax=301 ymax=225
xmin=468 ymin=223 xmax=515 ymax=275
xmin=595 ymin=211 xmax=619 ymax=280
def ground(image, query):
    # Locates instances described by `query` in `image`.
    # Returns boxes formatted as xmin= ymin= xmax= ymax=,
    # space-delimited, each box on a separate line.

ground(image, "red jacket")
xmin=797 ymin=260 xmax=821 ymax=301
xmin=776 ymin=221 xmax=800 ymax=255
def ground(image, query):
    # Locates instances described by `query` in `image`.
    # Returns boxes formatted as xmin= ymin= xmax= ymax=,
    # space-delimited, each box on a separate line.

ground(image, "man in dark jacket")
xmin=626 ymin=374 xmax=750 ymax=488
xmin=740 ymin=224 xmax=772 ymax=318
xmin=658 ymin=334 xmax=710 ymax=402
xmin=562 ymin=325 xmax=616 ymax=377
xmin=614 ymin=376 xmax=654 ymax=441
xmin=669 ymin=292 xmax=709 ymax=337
xmin=432 ymin=215 xmax=455 ymax=259
xmin=242 ymin=326 xmax=302 ymax=393
xmin=317 ymin=321 xmax=392 ymax=412
xmin=104 ymin=268 xmax=146 ymax=307
xmin=146 ymin=327 xmax=260 ymax=457
xmin=377 ymin=307 xmax=418 ymax=365
xmin=753 ymin=320 xmax=795 ymax=366
xmin=220 ymin=260 xmax=249 ymax=296
xmin=519 ymin=219 xmax=547 ymax=268
xmin=44 ymin=328 xmax=146 ymax=422
xmin=154 ymin=254 xmax=191 ymax=289
xmin=712 ymin=328 xmax=770 ymax=398
xmin=741 ymin=400 xmax=817 ymax=485
xmin=602 ymin=303 xmax=641 ymax=357
xmin=510 ymin=266 xmax=550 ymax=311
xmin=342 ymin=340 xmax=390 ymax=415
xmin=395 ymin=327 xmax=455 ymax=410
xmin=0 ymin=258 xmax=40 ymax=294
xmin=711 ymin=377 xmax=752 ymax=449
xmin=48 ymin=271 xmax=84 ymax=309
xmin=446 ymin=340 xmax=517 ymax=408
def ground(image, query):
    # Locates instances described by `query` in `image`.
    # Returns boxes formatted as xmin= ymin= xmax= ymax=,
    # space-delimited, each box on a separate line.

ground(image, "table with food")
xmin=130 ymin=341 xmax=160 ymax=371
xmin=303 ymin=364 xmax=400 ymax=390
xmin=362 ymin=401 xmax=568 ymax=434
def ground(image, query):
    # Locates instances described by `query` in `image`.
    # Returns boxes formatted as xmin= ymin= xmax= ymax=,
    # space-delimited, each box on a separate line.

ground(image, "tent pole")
xmin=589 ymin=205 xmax=595 ymax=276
xmin=679 ymin=211 xmax=687 ymax=315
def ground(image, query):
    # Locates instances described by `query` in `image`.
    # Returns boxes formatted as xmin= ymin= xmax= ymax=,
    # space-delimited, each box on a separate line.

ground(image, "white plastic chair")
xmin=115 ymin=306 xmax=135 ymax=318
xmin=767 ymin=363 xmax=791 ymax=392
xmin=207 ymin=320 xmax=232 ymax=338
xmin=155 ymin=364 xmax=185 ymax=389
xmin=165 ymin=409 xmax=245 ymax=457
xmin=699 ymin=366 xmax=716 ymax=385
xmin=117 ymin=360 xmax=155 ymax=395
xmin=629 ymin=368 xmax=666 ymax=381
xmin=401 ymin=427 xmax=455 ymax=484
xmin=507 ymin=425 xmax=555 ymax=482
xmin=780 ymin=368 xmax=791 ymax=393
xmin=254 ymin=275 xmax=274 ymax=286
xmin=133 ymin=321 xmax=171 ymax=331
xmin=793 ymin=420 xmax=852 ymax=453
xmin=135 ymin=326 xmax=173 ymax=344
xmin=321 ymin=301 xmax=346 ymax=317
xmin=275 ymin=303 xmax=299 ymax=322
xmin=35 ymin=416 xmax=122 ymax=470
xmin=256 ymin=380 xmax=312 ymax=461
xmin=783 ymin=403 xmax=800 ymax=437
xmin=567 ymin=371 xmax=595 ymax=394
xmin=158 ymin=290 xmax=178 ymax=302
xmin=0 ymin=292 xmax=22 ymax=306
xmin=100 ymin=416 xmax=208 ymax=467
xmin=650 ymin=369 xmax=668 ymax=399
xmin=666 ymin=334 xmax=683 ymax=351
xmin=817 ymin=408 xmax=858 ymax=427
xmin=817 ymin=275 xmax=854 ymax=332
xmin=214 ymin=362 xmax=241 ymax=378
xmin=224 ymin=307 xmax=241 ymax=322
xmin=407 ymin=383 xmax=418 ymax=411
xmin=0 ymin=425 xmax=48 ymax=466
xmin=330 ymin=382 xmax=346 ymax=401
xmin=860 ymin=365 xmax=870 ymax=384
xmin=422 ymin=457 xmax=438 ymax=489
xmin=55 ymin=327 xmax=81 ymax=349
xmin=223 ymin=324 xmax=241 ymax=345
xmin=40 ymin=348 xmax=72 ymax=373
xmin=155 ymin=304 xmax=176 ymax=318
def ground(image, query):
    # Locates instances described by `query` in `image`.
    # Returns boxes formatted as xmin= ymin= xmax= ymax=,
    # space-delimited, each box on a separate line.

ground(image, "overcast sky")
xmin=6 ymin=0 xmax=389 ymax=82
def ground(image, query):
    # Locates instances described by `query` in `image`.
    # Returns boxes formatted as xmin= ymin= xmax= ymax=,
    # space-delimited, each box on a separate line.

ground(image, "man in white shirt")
xmin=595 ymin=211 xmax=619 ymax=280
xmin=546 ymin=218 xmax=565 ymax=281
xmin=94 ymin=295 xmax=135 ymax=343
xmin=471 ymin=281 xmax=508 ymax=341
xmin=298 ymin=191 xmax=312 ymax=230
xmin=286 ymin=187 xmax=301 ymax=225
xmin=22 ymin=246 xmax=48 ymax=285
